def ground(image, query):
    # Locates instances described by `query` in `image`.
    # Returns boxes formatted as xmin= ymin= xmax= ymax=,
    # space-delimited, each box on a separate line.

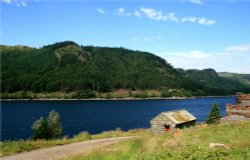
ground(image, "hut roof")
xmin=152 ymin=109 xmax=197 ymax=124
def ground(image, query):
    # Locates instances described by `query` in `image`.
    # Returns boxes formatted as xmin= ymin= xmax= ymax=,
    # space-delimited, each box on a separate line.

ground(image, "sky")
xmin=1 ymin=0 xmax=250 ymax=73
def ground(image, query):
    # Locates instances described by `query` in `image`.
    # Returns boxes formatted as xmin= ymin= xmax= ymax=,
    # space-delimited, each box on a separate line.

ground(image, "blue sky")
xmin=1 ymin=0 xmax=250 ymax=73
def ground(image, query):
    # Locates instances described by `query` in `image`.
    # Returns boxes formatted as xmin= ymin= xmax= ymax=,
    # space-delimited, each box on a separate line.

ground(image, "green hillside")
xmin=218 ymin=72 xmax=250 ymax=86
xmin=1 ymin=41 xmax=250 ymax=98
xmin=180 ymin=69 xmax=250 ymax=95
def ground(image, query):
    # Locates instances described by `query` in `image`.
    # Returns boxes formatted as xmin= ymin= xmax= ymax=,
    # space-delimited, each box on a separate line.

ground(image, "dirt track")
xmin=1 ymin=136 xmax=136 ymax=160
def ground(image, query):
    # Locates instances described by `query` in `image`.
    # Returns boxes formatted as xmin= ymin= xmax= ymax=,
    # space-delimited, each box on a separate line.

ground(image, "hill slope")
xmin=218 ymin=72 xmax=250 ymax=86
xmin=1 ymin=41 xmax=250 ymax=98
xmin=180 ymin=69 xmax=250 ymax=95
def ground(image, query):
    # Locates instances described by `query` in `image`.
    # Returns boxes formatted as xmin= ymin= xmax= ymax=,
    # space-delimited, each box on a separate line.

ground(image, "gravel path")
xmin=1 ymin=136 xmax=136 ymax=160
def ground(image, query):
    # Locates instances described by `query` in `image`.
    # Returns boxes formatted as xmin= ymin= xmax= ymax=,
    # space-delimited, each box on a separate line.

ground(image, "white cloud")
xmin=164 ymin=12 xmax=178 ymax=22
xmin=117 ymin=8 xmax=125 ymax=14
xmin=181 ymin=17 xmax=215 ymax=26
xmin=115 ymin=8 xmax=131 ymax=17
xmin=134 ymin=10 xmax=142 ymax=18
xmin=225 ymin=44 xmax=250 ymax=52
xmin=18 ymin=1 xmax=26 ymax=7
xmin=189 ymin=0 xmax=202 ymax=4
xmin=161 ymin=50 xmax=250 ymax=73
xmin=198 ymin=18 xmax=215 ymax=26
xmin=140 ymin=7 xmax=165 ymax=21
xmin=228 ymin=65 xmax=250 ymax=74
xmin=181 ymin=17 xmax=197 ymax=23
xmin=97 ymin=8 xmax=105 ymax=14
xmin=133 ymin=36 xmax=162 ymax=42
xmin=114 ymin=7 xmax=216 ymax=26
xmin=1 ymin=0 xmax=27 ymax=7
xmin=2 ymin=0 xmax=12 ymax=4
xmin=139 ymin=7 xmax=178 ymax=21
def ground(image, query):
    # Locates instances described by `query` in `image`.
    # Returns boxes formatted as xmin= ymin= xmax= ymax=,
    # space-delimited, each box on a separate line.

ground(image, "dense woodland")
xmin=1 ymin=41 xmax=250 ymax=98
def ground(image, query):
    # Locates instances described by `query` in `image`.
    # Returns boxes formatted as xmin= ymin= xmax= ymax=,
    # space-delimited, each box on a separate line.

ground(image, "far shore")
xmin=1 ymin=95 xmax=234 ymax=101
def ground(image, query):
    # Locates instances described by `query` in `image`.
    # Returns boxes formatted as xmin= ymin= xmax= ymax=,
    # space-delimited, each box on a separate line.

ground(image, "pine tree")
xmin=206 ymin=102 xmax=221 ymax=124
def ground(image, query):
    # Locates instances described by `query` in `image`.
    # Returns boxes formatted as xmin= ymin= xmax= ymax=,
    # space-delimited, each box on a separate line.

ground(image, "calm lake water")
xmin=1 ymin=97 xmax=236 ymax=141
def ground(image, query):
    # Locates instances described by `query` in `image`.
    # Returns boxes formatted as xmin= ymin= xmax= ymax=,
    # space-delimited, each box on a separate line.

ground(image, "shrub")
xmin=73 ymin=132 xmax=92 ymax=141
xmin=73 ymin=90 xmax=96 ymax=99
xmin=31 ymin=117 xmax=48 ymax=139
xmin=47 ymin=111 xmax=62 ymax=139
xmin=31 ymin=110 xmax=62 ymax=140
xmin=160 ymin=89 xmax=172 ymax=97
xmin=105 ymin=93 xmax=114 ymax=99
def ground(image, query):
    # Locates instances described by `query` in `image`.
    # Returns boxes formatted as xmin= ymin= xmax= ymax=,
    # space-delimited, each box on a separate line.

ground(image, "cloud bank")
xmin=162 ymin=48 xmax=250 ymax=73
xmin=114 ymin=7 xmax=215 ymax=26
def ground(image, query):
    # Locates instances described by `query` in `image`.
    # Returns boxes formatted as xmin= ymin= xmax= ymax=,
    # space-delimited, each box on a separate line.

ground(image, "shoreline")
xmin=1 ymin=95 xmax=234 ymax=101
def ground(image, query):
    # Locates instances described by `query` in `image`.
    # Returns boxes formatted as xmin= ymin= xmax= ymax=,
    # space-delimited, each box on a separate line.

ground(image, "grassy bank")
xmin=0 ymin=128 xmax=147 ymax=157
xmin=63 ymin=121 xmax=250 ymax=160
xmin=0 ymin=88 xmax=204 ymax=100
xmin=2 ymin=122 xmax=250 ymax=159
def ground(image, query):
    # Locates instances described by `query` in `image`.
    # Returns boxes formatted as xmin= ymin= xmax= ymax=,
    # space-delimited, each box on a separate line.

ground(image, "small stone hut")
xmin=150 ymin=109 xmax=197 ymax=134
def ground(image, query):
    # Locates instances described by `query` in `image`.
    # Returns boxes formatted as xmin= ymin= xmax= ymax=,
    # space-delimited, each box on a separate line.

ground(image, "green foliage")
xmin=73 ymin=90 xmax=96 ymax=99
xmin=160 ymin=88 xmax=172 ymax=97
xmin=181 ymin=69 xmax=250 ymax=95
xmin=219 ymin=72 xmax=250 ymax=86
xmin=136 ymin=145 xmax=246 ymax=160
xmin=132 ymin=91 xmax=149 ymax=98
xmin=72 ymin=132 xmax=92 ymax=141
xmin=64 ymin=121 xmax=250 ymax=160
xmin=1 ymin=42 xmax=250 ymax=97
xmin=31 ymin=110 xmax=62 ymax=140
xmin=31 ymin=117 xmax=48 ymax=140
xmin=105 ymin=93 xmax=114 ymax=99
xmin=47 ymin=111 xmax=62 ymax=139
xmin=206 ymin=103 xmax=221 ymax=124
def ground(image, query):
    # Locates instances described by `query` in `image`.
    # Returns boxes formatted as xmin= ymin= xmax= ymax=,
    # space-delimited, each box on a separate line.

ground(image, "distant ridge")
xmin=1 ymin=41 xmax=250 ymax=97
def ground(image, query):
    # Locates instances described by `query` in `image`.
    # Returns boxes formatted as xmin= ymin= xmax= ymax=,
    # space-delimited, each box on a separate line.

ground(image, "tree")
xmin=31 ymin=110 xmax=62 ymax=140
xmin=47 ymin=110 xmax=62 ymax=139
xmin=206 ymin=102 xmax=221 ymax=124
xmin=31 ymin=117 xmax=48 ymax=139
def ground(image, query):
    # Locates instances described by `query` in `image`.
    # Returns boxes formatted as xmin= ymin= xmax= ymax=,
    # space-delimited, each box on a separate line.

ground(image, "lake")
xmin=1 ymin=96 xmax=235 ymax=141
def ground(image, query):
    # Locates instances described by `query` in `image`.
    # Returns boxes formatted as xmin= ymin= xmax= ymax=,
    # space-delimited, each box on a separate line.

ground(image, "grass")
xmin=2 ymin=121 xmax=250 ymax=159
xmin=0 ymin=128 xmax=147 ymax=157
xmin=63 ymin=121 xmax=250 ymax=160
xmin=0 ymin=89 xmax=166 ymax=100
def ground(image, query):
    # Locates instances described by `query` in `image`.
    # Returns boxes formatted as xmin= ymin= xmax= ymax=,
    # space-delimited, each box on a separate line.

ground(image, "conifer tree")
xmin=206 ymin=102 xmax=221 ymax=124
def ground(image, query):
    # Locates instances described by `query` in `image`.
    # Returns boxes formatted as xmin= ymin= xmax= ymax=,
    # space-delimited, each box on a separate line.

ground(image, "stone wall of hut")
xmin=150 ymin=113 xmax=175 ymax=134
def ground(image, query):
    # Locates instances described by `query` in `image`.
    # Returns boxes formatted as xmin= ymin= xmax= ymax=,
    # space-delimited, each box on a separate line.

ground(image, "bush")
xmin=206 ymin=102 xmax=221 ymax=124
xmin=47 ymin=111 xmax=62 ymax=139
xmin=31 ymin=110 xmax=62 ymax=140
xmin=160 ymin=89 xmax=172 ymax=97
xmin=73 ymin=132 xmax=92 ymax=141
xmin=132 ymin=91 xmax=148 ymax=98
xmin=73 ymin=90 xmax=96 ymax=99
xmin=105 ymin=93 xmax=114 ymax=99
xmin=31 ymin=117 xmax=48 ymax=139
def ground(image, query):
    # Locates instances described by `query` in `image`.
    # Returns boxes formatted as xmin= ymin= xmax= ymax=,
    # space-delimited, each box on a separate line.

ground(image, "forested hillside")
xmin=1 ymin=41 xmax=250 ymax=98
xmin=218 ymin=72 xmax=250 ymax=86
